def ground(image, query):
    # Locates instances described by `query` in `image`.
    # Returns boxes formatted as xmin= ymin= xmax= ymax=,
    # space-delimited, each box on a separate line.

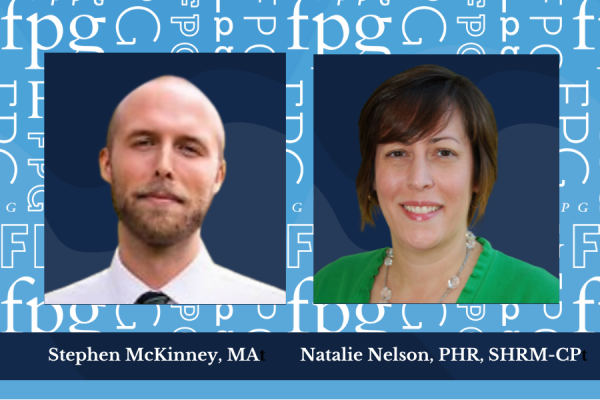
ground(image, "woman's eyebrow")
xmin=429 ymin=136 xmax=460 ymax=144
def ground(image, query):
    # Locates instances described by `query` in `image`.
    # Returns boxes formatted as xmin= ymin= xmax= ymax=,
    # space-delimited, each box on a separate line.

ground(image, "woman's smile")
xmin=401 ymin=203 xmax=444 ymax=221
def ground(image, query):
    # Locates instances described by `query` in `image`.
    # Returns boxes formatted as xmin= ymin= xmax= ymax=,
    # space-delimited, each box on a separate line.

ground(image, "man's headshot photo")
xmin=44 ymin=53 xmax=285 ymax=304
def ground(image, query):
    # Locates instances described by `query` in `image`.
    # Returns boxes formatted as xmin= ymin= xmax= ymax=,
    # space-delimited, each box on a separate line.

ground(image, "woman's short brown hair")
xmin=356 ymin=64 xmax=498 ymax=229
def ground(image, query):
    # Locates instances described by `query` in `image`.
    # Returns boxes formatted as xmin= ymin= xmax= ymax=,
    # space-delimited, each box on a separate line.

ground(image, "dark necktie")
xmin=135 ymin=291 xmax=170 ymax=304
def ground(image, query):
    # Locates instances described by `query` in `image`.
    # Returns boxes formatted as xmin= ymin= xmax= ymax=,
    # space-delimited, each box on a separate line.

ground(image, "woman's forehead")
xmin=376 ymin=108 xmax=468 ymax=146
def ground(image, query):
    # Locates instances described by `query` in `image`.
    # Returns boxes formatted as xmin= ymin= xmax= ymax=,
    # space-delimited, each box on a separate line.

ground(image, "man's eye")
xmin=135 ymin=139 xmax=152 ymax=147
xmin=179 ymin=145 xmax=199 ymax=156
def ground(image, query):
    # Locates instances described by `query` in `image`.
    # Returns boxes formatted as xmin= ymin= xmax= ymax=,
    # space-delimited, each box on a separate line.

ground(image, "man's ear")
xmin=213 ymin=160 xmax=226 ymax=194
xmin=99 ymin=148 xmax=112 ymax=184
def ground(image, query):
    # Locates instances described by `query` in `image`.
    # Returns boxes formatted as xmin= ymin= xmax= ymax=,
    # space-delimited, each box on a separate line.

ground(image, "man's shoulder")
xmin=44 ymin=269 xmax=112 ymax=305
xmin=210 ymin=264 xmax=286 ymax=304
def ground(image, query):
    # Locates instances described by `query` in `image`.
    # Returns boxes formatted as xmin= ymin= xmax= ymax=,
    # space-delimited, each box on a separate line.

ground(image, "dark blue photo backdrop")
xmin=314 ymin=54 xmax=558 ymax=279
xmin=45 ymin=53 xmax=285 ymax=294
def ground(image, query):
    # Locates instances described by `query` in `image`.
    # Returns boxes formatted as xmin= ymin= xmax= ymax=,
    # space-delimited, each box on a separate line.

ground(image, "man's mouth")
xmin=138 ymin=191 xmax=183 ymax=203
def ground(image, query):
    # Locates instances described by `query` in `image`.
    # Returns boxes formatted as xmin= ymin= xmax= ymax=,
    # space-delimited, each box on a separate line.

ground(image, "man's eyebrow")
xmin=177 ymin=135 xmax=215 ymax=156
xmin=429 ymin=136 xmax=460 ymax=144
xmin=178 ymin=135 xmax=209 ymax=149
xmin=126 ymin=131 xmax=211 ymax=152
xmin=127 ymin=129 xmax=156 ymax=139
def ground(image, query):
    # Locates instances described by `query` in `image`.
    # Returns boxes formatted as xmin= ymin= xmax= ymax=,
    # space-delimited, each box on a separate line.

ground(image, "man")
xmin=45 ymin=76 xmax=285 ymax=304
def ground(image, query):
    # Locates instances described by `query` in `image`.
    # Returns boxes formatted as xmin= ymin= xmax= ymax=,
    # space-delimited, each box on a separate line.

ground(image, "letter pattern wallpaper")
xmin=0 ymin=0 xmax=597 ymax=379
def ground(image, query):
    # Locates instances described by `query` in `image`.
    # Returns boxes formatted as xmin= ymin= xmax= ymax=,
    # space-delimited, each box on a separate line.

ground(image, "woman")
xmin=314 ymin=65 xmax=559 ymax=304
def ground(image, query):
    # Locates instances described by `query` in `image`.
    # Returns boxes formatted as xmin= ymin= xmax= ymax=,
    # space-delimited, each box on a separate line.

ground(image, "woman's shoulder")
xmin=465 ymin=237 xmax=559 ymax=304
xmin=319 ymin=248 xmax=387 ymax=273
xmin=314 ymin=248 xmax=387 ymax=304
xmin=493 ymin=250 xmax=559 ymax=292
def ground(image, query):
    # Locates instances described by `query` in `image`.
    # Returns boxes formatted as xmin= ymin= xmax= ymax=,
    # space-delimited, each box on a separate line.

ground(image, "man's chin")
xmin=117 ymin=203 xmax=206 ymax=247
xmin=131 ymin=225 xmax=196 ymax=247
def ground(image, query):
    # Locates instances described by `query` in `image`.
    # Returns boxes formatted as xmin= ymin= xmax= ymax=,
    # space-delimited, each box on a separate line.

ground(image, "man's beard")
xmin=111 ymin=179 xmax=210 ymax=247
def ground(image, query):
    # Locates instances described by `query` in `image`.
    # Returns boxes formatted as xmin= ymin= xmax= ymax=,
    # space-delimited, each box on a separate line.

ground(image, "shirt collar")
xmin=108 ymin=244 xmax=214 ymax=304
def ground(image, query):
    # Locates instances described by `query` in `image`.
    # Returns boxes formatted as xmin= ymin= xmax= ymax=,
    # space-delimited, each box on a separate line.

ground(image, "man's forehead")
xmin=109 ymin=76 xmax=225 ymax=153
xmin=120 ymin=77 xmax=214 ymax=117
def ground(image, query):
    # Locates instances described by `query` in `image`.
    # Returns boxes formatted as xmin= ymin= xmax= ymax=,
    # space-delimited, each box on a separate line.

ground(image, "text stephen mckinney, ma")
xmin=48 ymin=347 xmax=264 ymax=366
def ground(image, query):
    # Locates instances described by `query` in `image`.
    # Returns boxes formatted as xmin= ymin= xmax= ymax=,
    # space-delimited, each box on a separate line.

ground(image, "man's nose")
xmin=406 ymin=155 xmax=434 ymax=191
xmin=154 ymin=146 xmax=174 ymax=180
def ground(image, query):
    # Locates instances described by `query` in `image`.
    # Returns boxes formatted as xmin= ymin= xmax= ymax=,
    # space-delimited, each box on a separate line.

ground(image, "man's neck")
xmin=117 ymin=223 xmax=201 ymax=290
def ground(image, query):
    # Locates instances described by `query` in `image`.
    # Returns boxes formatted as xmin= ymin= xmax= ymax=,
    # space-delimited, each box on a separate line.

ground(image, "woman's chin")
xmin=408 ymin=240 xmax=438 ymax=251
xmin=400 ymin=233 xmax=441 ymax=251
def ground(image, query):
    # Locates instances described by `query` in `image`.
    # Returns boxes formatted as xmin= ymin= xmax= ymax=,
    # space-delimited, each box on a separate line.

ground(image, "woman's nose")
xmin=406 ymin=156 xmax=434 ymax=191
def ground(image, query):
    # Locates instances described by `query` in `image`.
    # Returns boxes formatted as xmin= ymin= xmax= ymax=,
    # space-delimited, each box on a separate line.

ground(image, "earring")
xmin=368 ymin=191 xmax=376 ymax=202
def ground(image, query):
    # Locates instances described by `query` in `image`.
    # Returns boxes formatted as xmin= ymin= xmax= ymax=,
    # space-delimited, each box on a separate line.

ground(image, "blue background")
xmin=0 ymin=0 xmax=598 ymax=397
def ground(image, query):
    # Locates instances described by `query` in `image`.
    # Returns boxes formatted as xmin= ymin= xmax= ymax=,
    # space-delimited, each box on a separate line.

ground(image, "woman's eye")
xmin=438 ymin=149 xmax=454 ymax=157
xmin=388 ymin=150 xmax=405 ymax=157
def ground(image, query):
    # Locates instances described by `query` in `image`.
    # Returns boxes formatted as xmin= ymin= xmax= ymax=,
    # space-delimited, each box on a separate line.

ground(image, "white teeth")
xmin=403 ymin=205 xmax=441 ymax=214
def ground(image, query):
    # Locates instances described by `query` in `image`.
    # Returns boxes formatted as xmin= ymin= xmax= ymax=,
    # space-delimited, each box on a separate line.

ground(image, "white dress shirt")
xmin=45 ymin=245 xmax=285 ymax=305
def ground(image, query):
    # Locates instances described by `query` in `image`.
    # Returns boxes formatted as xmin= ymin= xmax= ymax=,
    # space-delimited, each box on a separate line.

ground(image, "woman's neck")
xmin=384 ymin=230 xmax=478 ymax=303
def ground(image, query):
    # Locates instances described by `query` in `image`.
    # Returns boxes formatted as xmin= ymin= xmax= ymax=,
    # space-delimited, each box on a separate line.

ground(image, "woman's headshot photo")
xmin=313 ymin=55 xmax=559 ymax=304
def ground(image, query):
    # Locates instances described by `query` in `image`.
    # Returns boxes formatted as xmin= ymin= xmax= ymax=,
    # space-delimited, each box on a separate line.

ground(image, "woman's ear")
xmin=473 ymin=178 xmax=479 ymax=193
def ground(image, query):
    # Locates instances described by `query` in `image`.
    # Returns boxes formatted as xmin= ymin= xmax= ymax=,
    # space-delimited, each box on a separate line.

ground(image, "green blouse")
xmin=314 ymin=237 xmax=559 ymax=304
